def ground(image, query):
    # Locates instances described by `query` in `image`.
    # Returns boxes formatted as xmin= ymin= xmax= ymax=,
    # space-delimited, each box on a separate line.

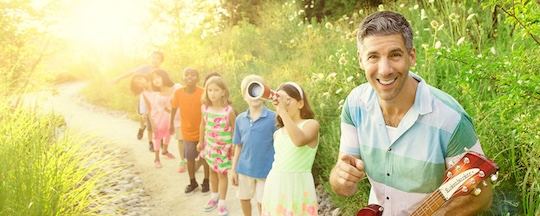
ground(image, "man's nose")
xmin=378 ymin=58 xmax=392 ymax=75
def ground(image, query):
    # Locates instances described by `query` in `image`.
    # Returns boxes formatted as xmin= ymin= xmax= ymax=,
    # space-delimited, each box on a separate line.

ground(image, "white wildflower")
xmin=430 ymin=20 xmax=439 ymax=29
xmin=421 ymin=9 xmax=428 ymax=20
xmin=437 ymin=23 xmax=444 ymax=31
xmin=326 ymin=73 xmax=337 ymax=80
xmin=457 ymin=37 xmax=465 ymax=45
xmin=466 ymin=13 xmax=476 ymax=21
xmin=347 ymin=76 xmax=354 ymax=82
xmin=335 ymin=88 xmax=343 ymax=94
xmin=325 ymin=22 xmax=333 ymax=29
xmin=434 ymin=41 xmax=441 ymax=49
xmin=490 ymin=47 xmax=497 ymax=55
xmin=414 ymin=4 xmax=419 ymax=10
xmin=339 ymin=57 xmax=347 ymax=65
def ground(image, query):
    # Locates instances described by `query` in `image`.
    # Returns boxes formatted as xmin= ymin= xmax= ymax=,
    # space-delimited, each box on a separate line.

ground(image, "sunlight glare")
xmin=62 ymin=0 xmax=147 ymax=46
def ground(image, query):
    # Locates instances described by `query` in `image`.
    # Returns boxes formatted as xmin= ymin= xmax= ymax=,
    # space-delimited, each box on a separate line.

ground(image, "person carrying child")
xmin=231 ymin=75 xmax=277 ymax=216
xmin=197 ymin=76 xmax=237 ymax=216
xmin=260 ymin=82 xmax=320 ymax=216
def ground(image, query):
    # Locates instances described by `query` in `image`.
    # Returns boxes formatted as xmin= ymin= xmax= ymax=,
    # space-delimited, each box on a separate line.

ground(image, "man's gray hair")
xmin=357 ymin=11 xmax=414 ymax=53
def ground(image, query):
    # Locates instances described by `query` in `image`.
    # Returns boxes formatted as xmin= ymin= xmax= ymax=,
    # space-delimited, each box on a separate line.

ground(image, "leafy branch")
xmin=495 ymin=4 xmax=540 ymax=45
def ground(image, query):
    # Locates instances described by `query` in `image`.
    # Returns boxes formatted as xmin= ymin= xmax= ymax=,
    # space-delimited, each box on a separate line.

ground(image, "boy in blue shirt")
xmin=231 ymin=75 xmax=277 ymax=216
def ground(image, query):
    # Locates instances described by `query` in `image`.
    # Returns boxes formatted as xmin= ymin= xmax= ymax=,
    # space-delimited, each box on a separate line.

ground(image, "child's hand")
xmin=272 ymin=91 xmax=289 ymax=116
xmin=169 ymin=126 xmax=175 ymax=135
xmin=231 ymin=171 xmax=239 ymax=186
xmin=196 ymin=143 xmax=203 ymax=151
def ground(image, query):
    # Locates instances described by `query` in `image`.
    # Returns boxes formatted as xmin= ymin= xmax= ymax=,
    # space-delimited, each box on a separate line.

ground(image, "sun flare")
xmin=62 ymin=0 xmax=147 ymax=47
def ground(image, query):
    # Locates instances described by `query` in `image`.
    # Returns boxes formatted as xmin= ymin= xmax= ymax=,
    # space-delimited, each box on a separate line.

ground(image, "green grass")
xmin=0 ymin=97 xmax=123 ymax=215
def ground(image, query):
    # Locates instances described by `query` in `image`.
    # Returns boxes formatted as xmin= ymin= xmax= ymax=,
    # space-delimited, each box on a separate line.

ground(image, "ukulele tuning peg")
xmin=482 ymin=180 xmax=488 ymax=187
xmin=478 ymin=171 xmax=485 ymax=178
xmin=490 ymin=173 xmax=499 ymax=182
xmin=473 ymin=188 xmax=482 ymax=196
xmin=463 ymin=157 xmax=470 ymax=164
xmin=449 ymin=161 xmax=455 ymax=167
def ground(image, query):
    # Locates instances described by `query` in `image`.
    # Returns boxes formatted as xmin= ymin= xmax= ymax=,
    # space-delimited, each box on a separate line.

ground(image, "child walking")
xmin=231 ymin=75 xmax=277 ymax=216
xmin=198 ymin=76 xmax=237 ymax=216
xmin=260 ymin=82 xmax=320 ymax=216
xmin=130 ymin=73 xmax=156 ymax=152
xmin=170 ymin=67 xmax=210 ymax=195
xmin=141 ymin=69 xmax=179 ymax=168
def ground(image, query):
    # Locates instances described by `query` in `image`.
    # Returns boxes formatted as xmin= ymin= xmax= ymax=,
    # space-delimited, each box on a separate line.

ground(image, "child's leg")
xmin=175 ymin=128 xmax=185 ymax=161
xmin=153 ymin=138 xmax=161 ymax=168
xmin=202 ymin=158 xmax=210 ymax=178
xmin=218 ymin=172 xmax=228 ymax=200
xmin=146 ymin=116 xmax=154 ymax=152
xmin=237 ymin=174 xmax=255 ymax=216
xmin=161 ymin=136 xmax=175 ymax=159
xmin=209 ymin=169 xmax=219 ymax=194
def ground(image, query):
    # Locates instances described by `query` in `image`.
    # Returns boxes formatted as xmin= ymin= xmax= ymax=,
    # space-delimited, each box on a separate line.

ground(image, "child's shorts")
xmin=183 ymin=140 xmax=200 ymax=160
xmin=137 ymin=94 xmax=147 ymax=115
xmin=236 ymin=174 xmax=265 ymax=203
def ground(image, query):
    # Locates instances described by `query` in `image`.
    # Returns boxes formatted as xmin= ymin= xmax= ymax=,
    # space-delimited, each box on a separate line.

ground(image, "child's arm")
xmin=231 ymin=117 xmax=242 ymax=186
xmin=276 ymin=95 xmax=319 ymax=148
xmin=228 ymin=109 xmax=237 ymax=155
xmin=142 ymin=93 xmax=156 ymax=130
xmin=231 ymin=144 xmax=242 ymax=186
xmin=169 ymin=107 xmax=177 ymax=135
xmin=197 ymin=114 xmax=206 ymax=151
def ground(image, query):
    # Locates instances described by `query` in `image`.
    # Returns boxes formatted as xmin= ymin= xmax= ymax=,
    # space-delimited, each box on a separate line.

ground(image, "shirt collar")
xmin=245 ymin=106 xmax=270 ymax=119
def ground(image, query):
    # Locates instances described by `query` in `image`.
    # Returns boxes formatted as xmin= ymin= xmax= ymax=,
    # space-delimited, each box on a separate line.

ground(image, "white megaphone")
xmin=246 ymin=81 xmax=280 ymax=102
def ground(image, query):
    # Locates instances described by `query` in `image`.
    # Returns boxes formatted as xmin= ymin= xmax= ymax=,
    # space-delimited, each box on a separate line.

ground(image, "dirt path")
xmin=34 ymin=82 xmax=251 ymax=216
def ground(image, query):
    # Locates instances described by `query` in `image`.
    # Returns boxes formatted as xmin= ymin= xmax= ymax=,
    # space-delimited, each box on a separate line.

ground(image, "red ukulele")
xmin=357 ymin=151 xmax=499 ymax=216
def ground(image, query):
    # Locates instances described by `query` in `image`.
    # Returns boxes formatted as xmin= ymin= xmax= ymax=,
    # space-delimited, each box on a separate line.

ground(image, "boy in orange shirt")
xmin=170 ymin=67 xmax=210 ymax=195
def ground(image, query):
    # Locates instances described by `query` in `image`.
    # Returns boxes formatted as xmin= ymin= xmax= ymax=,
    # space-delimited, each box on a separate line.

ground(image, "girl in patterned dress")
xmin=261 ymin=82 xmax=320 ymax=216
xmin=197 ymin=76 xmax=237 ymax=216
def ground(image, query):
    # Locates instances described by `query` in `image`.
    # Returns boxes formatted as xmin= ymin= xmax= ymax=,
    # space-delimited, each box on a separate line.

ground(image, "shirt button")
xmin=387 ymin=173 xmax=390 ymax=176
xmin=386 ymin=197 xmax=390 ymax=200
xmin=387 ymin=147 xmax=391 ymax=151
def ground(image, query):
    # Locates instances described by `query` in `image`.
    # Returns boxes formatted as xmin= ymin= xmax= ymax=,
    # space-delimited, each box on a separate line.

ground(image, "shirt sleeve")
xmin=232 ymin=116 xmax=242 ymax=145
xmin=170 ymin=92 xmax=179 ymax=108
xmin=339 ymin=98 xmax=361 ymax=156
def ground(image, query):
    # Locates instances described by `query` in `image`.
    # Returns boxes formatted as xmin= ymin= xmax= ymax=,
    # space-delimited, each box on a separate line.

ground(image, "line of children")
xmin=125 ymin=64 xmax=319 ymax=215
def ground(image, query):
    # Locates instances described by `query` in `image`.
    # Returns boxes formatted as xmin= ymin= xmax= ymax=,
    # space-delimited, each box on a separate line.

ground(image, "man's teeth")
xmin=379 ymin=79 xmax=395 ymax=85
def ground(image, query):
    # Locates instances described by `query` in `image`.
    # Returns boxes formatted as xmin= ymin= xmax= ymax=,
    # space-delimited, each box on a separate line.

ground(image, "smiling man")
xmin=329 ymin=11 xmax=493 ymax=215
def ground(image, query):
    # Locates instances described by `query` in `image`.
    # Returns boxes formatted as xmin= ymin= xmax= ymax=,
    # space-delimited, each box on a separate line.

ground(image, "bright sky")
xmin=60 ymin=0 xmax=148 ymax=51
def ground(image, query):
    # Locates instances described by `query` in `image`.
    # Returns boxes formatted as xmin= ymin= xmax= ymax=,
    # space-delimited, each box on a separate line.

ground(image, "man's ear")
xmin=357 ymin=50 xmax=364 ymax=70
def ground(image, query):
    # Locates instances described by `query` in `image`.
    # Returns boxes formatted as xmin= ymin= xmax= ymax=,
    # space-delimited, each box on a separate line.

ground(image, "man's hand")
xmin=330 ymin=153 xmax=366 ymax=196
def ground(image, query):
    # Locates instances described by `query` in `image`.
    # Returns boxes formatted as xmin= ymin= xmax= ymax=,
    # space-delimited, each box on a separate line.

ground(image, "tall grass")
xmin=81 ymin=0 xmax=539 ymax=215
xmin=0 ymin=96 xmax=123 ymax=215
